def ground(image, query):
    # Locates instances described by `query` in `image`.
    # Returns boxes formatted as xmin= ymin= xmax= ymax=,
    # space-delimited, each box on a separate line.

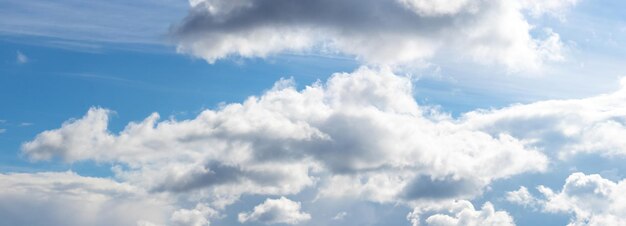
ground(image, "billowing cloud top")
xmin=14 ymin=67 xmax=626 ymax=225
xmin=22 ymin=68 xmax=548 ymax=210
xmin=238 ymin=197 xmax=311 ymax=225
xmin=172 ymin=0 xmax=575 ymax=69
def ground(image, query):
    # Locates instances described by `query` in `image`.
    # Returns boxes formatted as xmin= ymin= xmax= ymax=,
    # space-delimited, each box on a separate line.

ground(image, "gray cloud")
xmin=173 ymin=0 xmax=575 ymax=69
xmin=402 ymin=175 xmax=484 ymax=201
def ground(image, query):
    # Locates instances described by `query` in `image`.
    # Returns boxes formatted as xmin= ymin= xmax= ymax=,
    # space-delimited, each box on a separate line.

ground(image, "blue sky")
xmin=2 ymin=0 xmax=626 ymax=226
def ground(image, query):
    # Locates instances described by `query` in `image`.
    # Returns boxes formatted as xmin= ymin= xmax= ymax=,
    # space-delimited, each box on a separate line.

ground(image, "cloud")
xmin=171 ymin=203 xmax=219 ymax=226
xmin=407 ymin=200 xmax=515 ymax=226
xmin=332 ymin=211 xmax=348 ymax=220
xmin=19 ymin=65 xmax=626 ymax=225
xmin=173 ymin=0 xmax=576 ymax=69
xmin=0 ymin=0 xmax=186 ymax=44
xmin=509 ymin=172 xmax=626 ymax=226
xmin=0 ymin=171 xmax=174 ymax=226
xmin=22 ymin=67 xmax=547 ymax=210
xmin=460 ymin=77 xmax=626 ymax=159
xmin=506 ymin=186 xmax=539 ymax=209
xmin=520 ymin=0 xmax=580 ymax=19
xmin=16 ymin=51 xmax=28 ymax=64
xmin=238 ymin=197 xmax=311 ymax=225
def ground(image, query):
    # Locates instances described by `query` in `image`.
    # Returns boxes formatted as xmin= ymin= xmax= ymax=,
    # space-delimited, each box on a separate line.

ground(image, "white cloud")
xmin=407 ymin=200 xmax=515 ymax=226
xmin=171 ymin=203 xmax=219 ymax=226
xmin=0 ymin=171 xmax=174 ymax=226
xmin=509 ymin=172 xmax=626 ymax=226
xmin=22 ymin=67 xmax=547 ymax=209
xmin=332 ymin=211 xmax=348 ymax=220
xmin=520 ymin=0 xmax=579 ymax=19
xmin=173 ymin=0 xmax=576 ymax=70
xmin=16 ymin=51 xmax=28 ymax=64
xmin=506 ymin=186 xmax=539 ymax=209
xmin=238 ymin=197 xmax=311 ymax=225
xmin=461 ymin=77 xmax=626 ymax=159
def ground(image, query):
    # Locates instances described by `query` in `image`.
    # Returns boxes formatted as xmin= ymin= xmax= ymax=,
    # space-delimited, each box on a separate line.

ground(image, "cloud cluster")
xmin=508 ymin=172 xmax=626 ymax=226
xmin=23 ymin=68 xmax=548 ymax=212
xmin=173 ymin=0 xmax=575 ymax=69
xmin=407 ymin=200 xmax=515 ymax=226
xmin=21 ymin=67 xmax=626 ymax=225
xmin=238 ymin=197 xmax=311 ymax=225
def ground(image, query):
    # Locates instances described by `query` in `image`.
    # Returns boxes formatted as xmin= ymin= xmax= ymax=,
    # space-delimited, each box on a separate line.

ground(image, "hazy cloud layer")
xmin=173 ymin=0 xmax=575 ymax=69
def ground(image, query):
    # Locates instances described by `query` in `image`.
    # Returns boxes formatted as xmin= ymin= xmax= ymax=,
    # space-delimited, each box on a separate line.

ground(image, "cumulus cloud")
xmin=0 ymin=171 xmax=173 ymax=226
xmin=171 ymin=203 xmax=219 ymax=226
xmin=461 ymin=77 xmax=626 ymax=159
xmin=407 ymin=200 xmax=515 ymax=226
xmin=22 ymin=68 xmax=547 ymax=210
xmin=19 ymin=67 xmax=626 ymax=225
xmin=172 ymin=0 xmax=576 ymax=69
xmin=506 ymin=186 xmax=539 ymax=209
xmin=238 ymin=197 xmax=311 ymax=225
xmin=509 ymin=172 xmax=626 ymax=226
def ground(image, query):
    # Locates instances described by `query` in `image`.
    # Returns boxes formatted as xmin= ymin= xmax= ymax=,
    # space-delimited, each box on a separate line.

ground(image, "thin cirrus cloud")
xmin=0 ymin=0 xmax=186 ymax=44
xmin=172 ymin=0 xmax=576 ymax=70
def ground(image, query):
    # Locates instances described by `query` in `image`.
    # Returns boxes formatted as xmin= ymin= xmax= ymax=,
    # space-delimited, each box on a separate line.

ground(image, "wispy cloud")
xmin=19 ymin=122 xmax=33 ymax=127
xmin=0 ymin=0 xmax=187 ymax=45
xmin=16 ymin=51 xmax=28 ymax=64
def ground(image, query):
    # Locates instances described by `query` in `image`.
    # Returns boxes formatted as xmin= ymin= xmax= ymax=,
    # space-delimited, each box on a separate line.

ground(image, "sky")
xmin=2 ymin=0 xmax=626 ymax=226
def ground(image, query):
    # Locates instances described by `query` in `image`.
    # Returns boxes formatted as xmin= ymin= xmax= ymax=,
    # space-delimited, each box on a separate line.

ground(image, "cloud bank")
xmin=172 ymin=0 xmax=576 ymax=69
xmin=19 ymin=67 xmax=626 ymax=225
xmin=22 ymin=68 xmax=547 ymax=210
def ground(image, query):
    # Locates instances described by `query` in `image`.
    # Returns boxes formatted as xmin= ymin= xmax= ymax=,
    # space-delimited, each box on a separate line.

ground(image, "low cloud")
xmin=238 ymin=197 xmax=311 ymax=225
xmin=407 ymin=200 xmax=515 ymax=226
xmin=23 ymin=68 xmax=547 ymax=211
xmin=0 ymin=171 xmax=174 ymax=226
xmin=509 ymin=172 xmax=626 ymax=226
xmin=461 ymin=77 xmax=626 ymax=159
xmin=173 ymin=0 xmax=576 ymax=70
